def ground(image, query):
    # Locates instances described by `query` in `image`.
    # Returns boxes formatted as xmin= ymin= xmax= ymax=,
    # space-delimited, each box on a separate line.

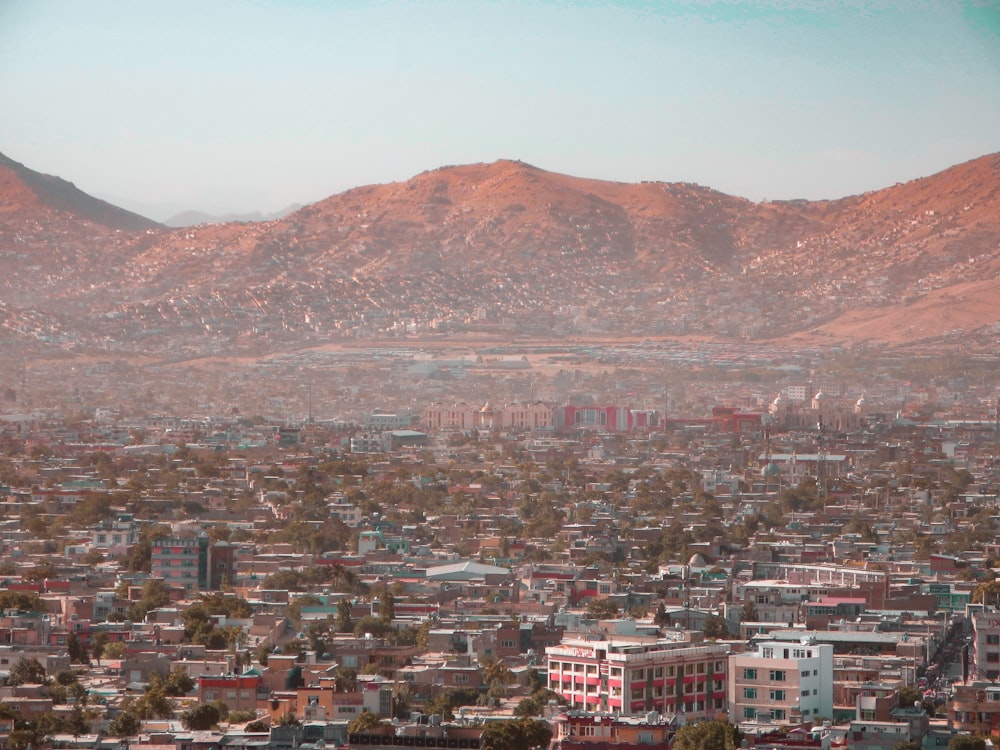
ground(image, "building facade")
xmin=728 ymin=639 xmax=833 ymax=725
xmin=546 ymin=636 xmax=728 ymax=720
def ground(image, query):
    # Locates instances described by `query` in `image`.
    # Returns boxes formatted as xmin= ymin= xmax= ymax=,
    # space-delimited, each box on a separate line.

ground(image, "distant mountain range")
xmin=163 ymin=205 xmax=303 ymax=228
xmin=1 ymin=150 xmax=999 ymax=357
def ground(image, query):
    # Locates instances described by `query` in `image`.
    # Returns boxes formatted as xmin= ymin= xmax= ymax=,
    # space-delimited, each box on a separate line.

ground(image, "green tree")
xmin=514 ymin=696 xmax=543 ymax=717
xmin=948 ymin=736 xmax=987 ymax=750
xmin=337 ymin=597 xmax=354 ymax=633
xmin=164 ymin=668 xmax=195 ymax=696
xmin=703 ymin=614 xmax=730 ymax=639
xmin=348 ymin=709 xmax=386 ymax=734
xmin=480 ymin=718 xmax=553 ymax=750
xmin=671 ymin=719 xmax=741 ymax=750
xmin=108 ymin=710 xmax=141 ymax=737
xmin=181 ymin=702 xmax=221 ymax=730
xmin=379 ymin=589 xmax=396 ymax=622
xmin=90 ymin=630 xmax=110 ymax=666
xmin=67 ymin=632 xmax=86 ymax=663
xmin=9 ymin=657 xmax=46 ymax=686
xmin=971 ymin=580 xmax=1000 ymax=606
xmin=586 ymin=598 xmax=619 ymax=619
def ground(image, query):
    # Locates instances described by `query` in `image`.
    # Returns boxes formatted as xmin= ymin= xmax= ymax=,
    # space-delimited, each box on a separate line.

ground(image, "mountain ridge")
xmin=1 ymin=151 xmax=999 ymax=356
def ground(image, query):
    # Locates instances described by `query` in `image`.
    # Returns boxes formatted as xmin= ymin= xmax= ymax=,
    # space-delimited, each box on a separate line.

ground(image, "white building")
xmin=728 ymin=639 xmax=833 ymax=725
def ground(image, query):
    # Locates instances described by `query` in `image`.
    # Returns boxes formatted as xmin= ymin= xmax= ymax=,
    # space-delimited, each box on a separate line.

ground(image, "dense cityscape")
xmin=1 ymin=344 xmax=1000 ymax=750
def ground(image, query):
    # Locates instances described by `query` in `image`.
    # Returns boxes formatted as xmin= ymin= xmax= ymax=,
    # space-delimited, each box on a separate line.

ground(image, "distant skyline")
xmin=1 ymin=0 xmax=998 ymax=221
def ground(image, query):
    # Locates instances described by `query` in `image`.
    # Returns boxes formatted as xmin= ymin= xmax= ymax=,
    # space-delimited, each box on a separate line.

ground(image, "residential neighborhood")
xmin=1 ymin=355 xmax=999 ymax=750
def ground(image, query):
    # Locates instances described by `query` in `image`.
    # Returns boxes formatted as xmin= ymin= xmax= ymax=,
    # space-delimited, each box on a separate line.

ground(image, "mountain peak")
xmin=0 ymin=151 xmax=160 ymax=231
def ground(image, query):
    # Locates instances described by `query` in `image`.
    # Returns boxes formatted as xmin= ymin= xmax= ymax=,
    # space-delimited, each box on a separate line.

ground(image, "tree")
xmin=67 ymin=632 xmax=86 ymax=663
xmin=103 ymin=641 xmax=127 ymax=659
xmin=514 ymin=697 xmax=544 ymax=717
xmin=480 ymin=718 xmax=553 ymax=750
xmin=653 ymin=601 xmax=669 ymax=626
xmin=164 ymin=668 xmax=196 ymax=696
xmin=894 ymin=741 xmax=922 ymax=750
xmin=90 ymin=630 xmax=111 ymax=666
xmin=109 ymin=710 xmax=141 ymax=737
xmin=671 ymin=719 xmax=741 ymax=750
xmin=336 ymin=597 xmax=354 ymax=633
xmin=484 ymin=659 xmax=514 ymax=706
xmin=9 ymin=657 xmax=46 ymax=686
xmin=379 ymin=589 xmax=396 ymax=622
xmin=586 ymin=598 xmax=619 ymax=619
xmin=348 ymin=710 xmax=386 ymax=734
xmin=972 ymin=580 xmax=1000 ymax=606
xmin=739 ymin=600 xmax=758 ymax=622
xmin=947 ymin=736 xmax=987 ymax=750
xmin=703 ymin=613 xmax=730 ymax=639
xmin=182 ymin=702 xmax=221 ymax=730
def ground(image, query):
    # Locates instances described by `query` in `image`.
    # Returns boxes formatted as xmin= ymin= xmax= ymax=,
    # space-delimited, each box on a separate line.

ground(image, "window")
xmin=744 ymin=688 xmax=757 ymax=699
xmin=769 ymin=670 xmax=786 ymax=682
xmin=685 ymin=664 xmax=693 ymax=675
xmin=772 ymin=709 xmax=786 ymax=720
xmin=987 ymin=652 xmax=1000 ymax=663
xmin=453 ymin=673 xmax=468 ymax=684
xmin=988 ymin=634 xmax=1000 ymax=645
xmin=762 ymin=648 xmax=774 ymax=659
xmin=632 ymin=669 xmax=644 ymax=680
xmin=744 ymin=707 xmax=756 ymax=720
xmin=770 ymin=689 xmax=786 ymax=701
xmin=697 ymin=662 xmax=705 ymax=674
xmin=501 ymin=640 xmax=516 ymax=649
xmin=743 ymin=668 xmax=757 ymax=680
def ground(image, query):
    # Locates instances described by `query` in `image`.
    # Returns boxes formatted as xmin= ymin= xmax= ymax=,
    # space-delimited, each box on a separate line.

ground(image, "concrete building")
xmin=546 ymin=636 xmax=728 ymax=720
xmin=729 ymin=639 xmax=833 ymax=725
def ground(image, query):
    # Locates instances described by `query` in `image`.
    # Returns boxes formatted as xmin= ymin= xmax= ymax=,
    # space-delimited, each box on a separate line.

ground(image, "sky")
xmin=1 ymin=0 xmax=999 ymax=221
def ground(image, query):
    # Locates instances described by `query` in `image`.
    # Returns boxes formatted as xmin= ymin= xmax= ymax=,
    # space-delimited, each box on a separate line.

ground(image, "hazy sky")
xmin=2 ymin=1 xmax=998 ymax=220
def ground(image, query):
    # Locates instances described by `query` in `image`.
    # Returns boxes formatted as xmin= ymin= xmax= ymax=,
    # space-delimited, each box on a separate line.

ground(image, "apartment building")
xmin=546 ymin=636 xmax=728 ymax=719
xmin=728 ymin=639 xmax=833 ymax=725
xmin=971 ymin=609 xmax=1000 ymax=680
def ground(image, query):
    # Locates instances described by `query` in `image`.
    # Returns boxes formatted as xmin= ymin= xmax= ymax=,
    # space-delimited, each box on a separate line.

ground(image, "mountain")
xmin=0 ymin=152 xmax=159 ymax=232
xmin=163 ymin=204 xmax=302 ymax=228
xmin=1 ymin=152 xmax=999 ymax=356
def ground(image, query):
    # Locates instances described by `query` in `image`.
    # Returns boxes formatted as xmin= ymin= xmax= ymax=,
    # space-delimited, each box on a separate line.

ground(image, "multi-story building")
xmin=728 ymin=639 xmax=833 ymax=725
xmin=949 ymin=680 xmax=1000 ymax=737
xmin=971 ymin=609 xmax=1000 ymax=680
xmin=546 ymin=636 xmax=728 ymax=719
xmin=151 ymin=535 xmax=238 ymax=592
xmin=151 ymin=536 xmax=208 ymax=591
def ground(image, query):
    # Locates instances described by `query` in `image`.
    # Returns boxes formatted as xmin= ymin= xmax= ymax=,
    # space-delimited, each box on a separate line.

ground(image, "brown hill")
xmin=0 ymin=152 xmax=159 ymax=232
xmin=1 ymin=153 xmax=999 ymax=355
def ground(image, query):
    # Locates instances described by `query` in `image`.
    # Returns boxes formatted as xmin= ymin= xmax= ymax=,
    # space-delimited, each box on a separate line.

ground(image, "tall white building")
xmin=729 ymin=639 xmax=833 ymax=725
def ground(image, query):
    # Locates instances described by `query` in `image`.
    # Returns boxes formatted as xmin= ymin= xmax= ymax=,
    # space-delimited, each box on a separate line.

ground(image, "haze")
xmin=1 ymin=0 xmax=998 ymax=221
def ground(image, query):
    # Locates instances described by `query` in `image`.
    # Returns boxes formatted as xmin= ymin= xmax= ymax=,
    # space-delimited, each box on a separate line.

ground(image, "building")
xmin=546 ymin=636 xmax=728 ymax=720
xmin=971 ymin=609 xmax=1000 ymax=680
xmin=728 ymin=639 xmax=833 ymax=725
xmin=151 ymin=535 xmax=237 ymax=592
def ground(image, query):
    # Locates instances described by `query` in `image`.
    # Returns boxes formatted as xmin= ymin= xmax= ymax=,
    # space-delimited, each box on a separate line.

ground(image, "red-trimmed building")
xmin=547 ymin=636 xmax=728 ymax=719
xmin=198 ymin=671 xmax=265 ymax=712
